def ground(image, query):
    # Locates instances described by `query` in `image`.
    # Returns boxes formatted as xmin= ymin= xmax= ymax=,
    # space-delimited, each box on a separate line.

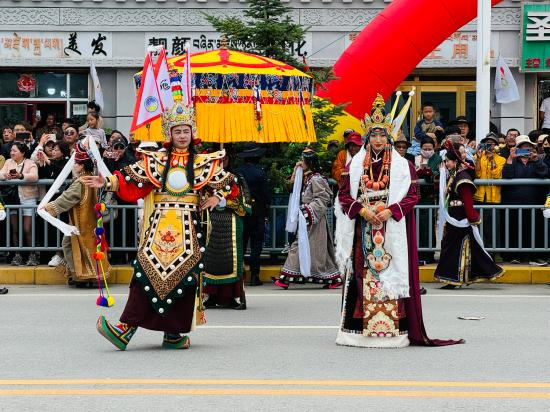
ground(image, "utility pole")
xmin=475 ymin=0 xmax=491 ymax=143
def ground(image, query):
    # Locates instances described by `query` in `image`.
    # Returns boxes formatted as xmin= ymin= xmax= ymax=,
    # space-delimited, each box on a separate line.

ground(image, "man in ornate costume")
xmin=83 ymin=102 xmax=239 ymax=350
xmin=335 ymin=94 xmax=463 ymax=348
xmin=44 ymin=143 xmax=111 ymax=287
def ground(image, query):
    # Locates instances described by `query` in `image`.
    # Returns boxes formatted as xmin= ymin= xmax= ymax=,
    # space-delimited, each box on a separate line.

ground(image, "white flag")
xmin=153 ymin=47 xmax=174 ymax=111
xmin=495 ymin=55 xmax=519 ymax=104
xmin=90 ymin=61 xmax=104 ymax=111
xmin=130 ymin=53 xmax=163 ymax=131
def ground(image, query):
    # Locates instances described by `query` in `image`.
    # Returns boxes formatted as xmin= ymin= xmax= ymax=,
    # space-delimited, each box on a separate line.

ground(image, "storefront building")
xmin=0 ymin=0 xmax=547 ymax=136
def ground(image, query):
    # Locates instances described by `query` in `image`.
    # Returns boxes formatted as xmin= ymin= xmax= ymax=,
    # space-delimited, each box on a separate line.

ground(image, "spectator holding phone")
xmin=502 ymin=135 xmax=548 ymax=265
xmin=499 ymin=128 xmax=520 ymax=160
xmin=474 ymin=133 xmax=506 ymax=262
xmin=37 ymin=114 xmax=62 ymax=140
xmin=0 ymin=141 xmax=39 ymax=266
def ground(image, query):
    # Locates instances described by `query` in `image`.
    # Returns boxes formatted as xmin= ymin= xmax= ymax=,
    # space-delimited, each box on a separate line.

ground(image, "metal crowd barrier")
xmin=0 ymin=179 xmax=549 ymax=254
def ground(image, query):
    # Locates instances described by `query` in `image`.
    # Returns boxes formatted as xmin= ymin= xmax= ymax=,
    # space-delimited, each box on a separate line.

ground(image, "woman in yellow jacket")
xmin=473 ymin=134 xmax=506 ymax=204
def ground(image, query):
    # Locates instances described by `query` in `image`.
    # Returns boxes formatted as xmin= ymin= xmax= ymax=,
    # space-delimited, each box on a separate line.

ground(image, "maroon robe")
xmin=338 ymin=156 xmax=463 ymax=346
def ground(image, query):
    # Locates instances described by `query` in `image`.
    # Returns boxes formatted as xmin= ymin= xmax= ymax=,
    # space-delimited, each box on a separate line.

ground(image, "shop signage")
xmin=145 ymin=33 xmax=312 ymax=58
xmin=0 ymin=32 xmax=112 ymax=59
xmin=16 ymin=74 xmax=36 ymax=92
xmin=521 ymin=3 xmax=550 ymax=72
xmin=72 ymin=104 xmax=88 ymax=116
xmin=346 ymin=31 xmax=496 ymax=64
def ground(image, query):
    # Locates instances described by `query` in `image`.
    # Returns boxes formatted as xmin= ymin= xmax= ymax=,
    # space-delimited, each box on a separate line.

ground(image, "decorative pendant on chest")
xmin=165 ymin=153 xmax=191 ymax=196
xmin=361 ymin=144 xmax=392 ymax=191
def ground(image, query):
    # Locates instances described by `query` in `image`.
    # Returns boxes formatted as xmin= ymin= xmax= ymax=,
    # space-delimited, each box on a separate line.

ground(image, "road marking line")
xmin=200 ymin=325 xmax=337 ymax=329
xmin=4 ymin=293 xmax=550 ymax=298
xmin=1 ymin=379 xmax=550 ymax=389
xmin=1 ymin=388 xmax=550 ymax=398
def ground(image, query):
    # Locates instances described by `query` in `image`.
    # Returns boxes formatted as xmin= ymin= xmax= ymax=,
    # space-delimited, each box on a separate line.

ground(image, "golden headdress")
xmin=161 ymin=101 xmax=197 ymax=142
xmin=361 ymin=88 xmax=415 ymax=141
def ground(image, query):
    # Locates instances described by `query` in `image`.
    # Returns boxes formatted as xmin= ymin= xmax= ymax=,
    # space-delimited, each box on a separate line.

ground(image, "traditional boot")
xmin=162 ymin=333 xmax=190 ymax=349
xmin=247 ymin=270 xmax=263 ymax=286
xmin=96 ymin=316 xmax=137 ymax=351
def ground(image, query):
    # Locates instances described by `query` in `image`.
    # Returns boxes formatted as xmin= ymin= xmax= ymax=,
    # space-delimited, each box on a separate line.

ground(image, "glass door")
xmin=0 ymin=103 xmax=33 ymax=126
xmin=397 ymin=81 xmax=476 ymax=138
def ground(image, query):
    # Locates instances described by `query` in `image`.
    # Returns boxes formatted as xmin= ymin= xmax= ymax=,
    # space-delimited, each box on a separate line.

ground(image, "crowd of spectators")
xmin=331 ymin=100 xmax=550 ymax=265
xmin=1 ymin=97 xmax=550 ymax=268
xmin=0 ymin=101 xmax=144 ymax=267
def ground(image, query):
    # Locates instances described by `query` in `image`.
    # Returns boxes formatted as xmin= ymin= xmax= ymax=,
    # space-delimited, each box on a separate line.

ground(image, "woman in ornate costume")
xmin=83 ymin=102 xmax=239 ymax=350
xmin=44 ymin=143 xmax=111 ymax=287
xmin=434 ymin=141 xmax=503 ymax=289
xmin=335 ymin=94 xmax=463 ymax=348
xmin=203 ymin=153 xmax=251 ymax=310
xmin=274 ymin=148 xmax=341 ymax=289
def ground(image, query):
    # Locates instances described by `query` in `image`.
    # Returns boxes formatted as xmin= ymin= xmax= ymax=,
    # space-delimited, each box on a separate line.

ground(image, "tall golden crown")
xmin=161 ymin=102 xmax=197 ymax=142
xmin=361 ymin=93 xmax=393 ymax=137
xmin=361 ymin=88 xmax=415 ymax=141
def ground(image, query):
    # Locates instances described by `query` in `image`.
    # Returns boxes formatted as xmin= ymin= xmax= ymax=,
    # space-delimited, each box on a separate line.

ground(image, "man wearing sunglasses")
xmin=62 ymin=126 xmax=79 ymax=153
xmin=103 ymin=133 xmax=136 ymax=173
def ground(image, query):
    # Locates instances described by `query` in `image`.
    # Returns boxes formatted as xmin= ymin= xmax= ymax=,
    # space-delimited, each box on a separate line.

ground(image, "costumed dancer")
xmin=274 ymin=148 xmax=341 ymax=289
xmin=203 ymin=153 xmax=252 ymax=310
xmin=434 ymin=141 xmax=504 ymax=289
xmin=335 ymin=93 xmax=463 ymax=348
xmin=83 ymin=102 xmax=239 ymax=350
xmin=43 ymin=142 xmax=111 ymax=287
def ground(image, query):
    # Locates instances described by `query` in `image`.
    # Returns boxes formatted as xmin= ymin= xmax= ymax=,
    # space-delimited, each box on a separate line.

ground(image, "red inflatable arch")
xmin=316 ymin=0 xmax=503 ymax=119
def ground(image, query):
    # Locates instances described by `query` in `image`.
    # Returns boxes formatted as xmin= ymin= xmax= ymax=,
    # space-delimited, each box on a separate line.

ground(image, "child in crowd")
xmin=409 ymin=102 xmax=444 ymax=156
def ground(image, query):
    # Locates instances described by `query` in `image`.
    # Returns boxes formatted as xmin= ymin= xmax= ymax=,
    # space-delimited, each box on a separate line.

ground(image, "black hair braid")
xmin=186 ymin=140 xmax=195 ymax=188
xmin=160 ymin=144 xmax=173 ymax=192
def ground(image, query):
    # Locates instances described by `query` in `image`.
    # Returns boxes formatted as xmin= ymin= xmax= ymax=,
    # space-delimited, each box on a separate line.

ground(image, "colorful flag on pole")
xmin=153 ymin=47 xmax=174 ymax=111
xmin=90 ymin=61 xmax=104 ymax=111
xmin=181 ymin=42 xmax=192 ymax=106
xmin=495 ymin=55 xmax=520 ymax=104
xmin=130 ymin=53 xmax=163 ymax=132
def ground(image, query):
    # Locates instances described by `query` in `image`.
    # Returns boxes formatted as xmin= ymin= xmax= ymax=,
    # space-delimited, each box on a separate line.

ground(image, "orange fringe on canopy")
xmin=133 ymin=103 xmax=316 ymax=144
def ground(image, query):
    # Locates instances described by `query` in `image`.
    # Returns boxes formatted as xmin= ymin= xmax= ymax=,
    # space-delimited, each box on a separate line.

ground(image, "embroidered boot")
xmin=162 ymin=333 xmax=190 ymax=349
xmin=96 ymin=316 xmax=137 ymax=351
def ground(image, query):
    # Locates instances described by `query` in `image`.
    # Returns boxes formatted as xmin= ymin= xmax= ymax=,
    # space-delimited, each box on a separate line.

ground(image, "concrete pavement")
xmin=1 ymin=283 xmax=550 ymax=411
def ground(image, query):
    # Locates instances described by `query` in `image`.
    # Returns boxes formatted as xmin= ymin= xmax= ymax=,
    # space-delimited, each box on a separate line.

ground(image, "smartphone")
xmin=9 ymin=169 xmax=16 ymax=175
xmin=516 ymin=148 xmax=531 ymax=157
xmin=15 ymin=131 xmax=31 ymax=141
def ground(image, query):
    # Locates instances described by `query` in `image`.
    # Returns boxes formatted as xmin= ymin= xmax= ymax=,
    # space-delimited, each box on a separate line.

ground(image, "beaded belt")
xmin=449 ymin=200 xmax=464 ymax=207
xmin=154 ymin=193 xmax=200 ymax=211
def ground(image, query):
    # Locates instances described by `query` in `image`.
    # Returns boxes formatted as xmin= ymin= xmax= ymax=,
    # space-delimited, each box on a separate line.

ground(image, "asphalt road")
xmin=1 ymin=283 xmax=550 ymax=411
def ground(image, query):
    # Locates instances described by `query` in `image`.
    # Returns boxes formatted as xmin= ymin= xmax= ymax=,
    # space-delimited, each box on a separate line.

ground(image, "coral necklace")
xmin=361 ymin=144 xmax=392 ymax=191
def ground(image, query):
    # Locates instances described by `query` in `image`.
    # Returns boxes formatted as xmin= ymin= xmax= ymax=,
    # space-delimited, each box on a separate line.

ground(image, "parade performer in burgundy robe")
xmin=334 ymin=93 xmax=463 ymax=348
xmin=83 ymin=102 xmax=239 ymax=350
xmin=434 ymin=141 xmax=503 ymax=288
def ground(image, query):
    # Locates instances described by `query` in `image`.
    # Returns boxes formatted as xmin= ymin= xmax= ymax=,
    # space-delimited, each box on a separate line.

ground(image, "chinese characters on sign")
xmin=145 ymin=33 xmax=312 ymax=57
xmin=0 ymin=32 xmax=112 ymax=59
xmin=521 ymin=4 xmax=550 ymax=72
xmin=346 ymin=31 xmax=494 ymax=65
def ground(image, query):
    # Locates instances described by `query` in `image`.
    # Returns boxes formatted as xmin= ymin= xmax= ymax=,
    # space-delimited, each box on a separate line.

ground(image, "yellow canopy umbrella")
xmin=133 ymin=48 xmax=316 ymax=143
